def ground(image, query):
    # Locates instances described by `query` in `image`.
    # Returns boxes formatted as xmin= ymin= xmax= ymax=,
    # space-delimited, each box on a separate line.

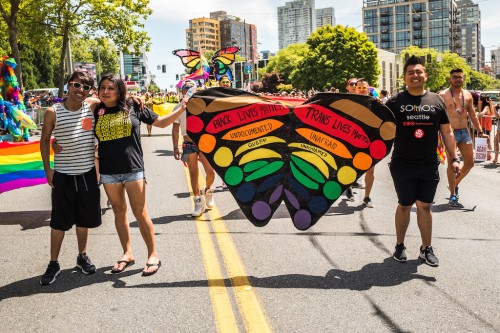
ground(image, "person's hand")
xmin=45 ymin=169 xmax=55 ymax=188
xmin=173 ymin=147 xmax=181 ymax=160
xmin=130 ymin=96 xmax=145 ymax=110
xmin=51 ymin=139 xmax=62 ymax=153
xmin=452 ymin=161 xmax=462 ymax=178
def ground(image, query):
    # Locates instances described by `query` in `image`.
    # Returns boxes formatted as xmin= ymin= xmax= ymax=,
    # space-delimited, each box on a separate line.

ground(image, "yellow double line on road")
xmin=184 ymin=167 xmax=272 ymax=333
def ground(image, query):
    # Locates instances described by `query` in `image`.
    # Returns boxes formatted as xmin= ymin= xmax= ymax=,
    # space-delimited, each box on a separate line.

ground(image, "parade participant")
xmin=95 ymin=74 xmax=187 ymax=276
xmin=385 ymin=56 xmax=461 ymax=266
xmin=477 ymin=95 xmax=494 ymax=160
xmin=355 ymin=78 xmax=375 ymax=208
xmin=40 ymin=71 xmax=101 ymax=285
xmin=172 ymin=80 xmax=215 ymax=217
xmin=346 ymin=77 xmax=357 ymax=94
xmin=439 ymin=68 xmax=483 ymax=207
xmin=380 ymin=89 xmax=389 ymax=104
xmin=218 ymin=75 xmax=232 ymax=88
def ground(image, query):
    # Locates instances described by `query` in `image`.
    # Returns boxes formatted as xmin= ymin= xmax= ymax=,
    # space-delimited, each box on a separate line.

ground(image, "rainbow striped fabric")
xmin=0 ymin=140 xmax=53 ymax=193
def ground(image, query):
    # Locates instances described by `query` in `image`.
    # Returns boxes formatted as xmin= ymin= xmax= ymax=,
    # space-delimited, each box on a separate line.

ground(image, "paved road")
xmin=1 ymin=125 xmax=499 ymax=332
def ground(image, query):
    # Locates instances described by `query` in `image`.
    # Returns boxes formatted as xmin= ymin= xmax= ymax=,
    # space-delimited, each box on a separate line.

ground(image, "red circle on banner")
xmin=186 ymin=116 xmax=204 ymax=133
xmin=369 ymin=140 xmax=387 ymax=160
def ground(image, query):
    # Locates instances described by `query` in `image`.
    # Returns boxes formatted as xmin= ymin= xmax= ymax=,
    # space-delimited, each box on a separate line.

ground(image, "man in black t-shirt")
xmin=385 ymin=56 xmax=461 ymax=267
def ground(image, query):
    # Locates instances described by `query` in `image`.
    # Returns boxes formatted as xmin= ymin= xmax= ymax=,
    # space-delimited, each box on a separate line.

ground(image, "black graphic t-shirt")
xmin=385 ymin=91 xmax=449 ymax=163
xmin=94 ymin=102 xmax=158 ymax=175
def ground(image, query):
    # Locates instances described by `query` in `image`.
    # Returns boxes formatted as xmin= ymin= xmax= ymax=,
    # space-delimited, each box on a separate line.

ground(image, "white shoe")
xmin=204 ymin=188 xmax=214 ymax=209
xmin=192 ymin=196 xmax=205 ymax=217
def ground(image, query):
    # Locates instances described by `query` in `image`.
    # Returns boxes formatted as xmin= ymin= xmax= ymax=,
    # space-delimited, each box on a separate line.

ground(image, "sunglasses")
xmin=349 ymin=82 xmax=357 ymax=86
xmin=356 ymin=86 xmax=368 ymax=90
xmin=70 ymin=81 xmax=92 ymax=91
xmin=182 ymin=86 xmax=193 ymax=91
xmin=220 ymin=80 xmax=231 ymax=84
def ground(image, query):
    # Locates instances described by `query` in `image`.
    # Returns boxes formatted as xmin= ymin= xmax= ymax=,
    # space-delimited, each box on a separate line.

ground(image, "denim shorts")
xmin=181 ymin=141 xmax=199 ymax=162
xmin=454 ymin=128 xmax=472 ymax=144
xmin=100 ymin=171 xmax=145 ymax=185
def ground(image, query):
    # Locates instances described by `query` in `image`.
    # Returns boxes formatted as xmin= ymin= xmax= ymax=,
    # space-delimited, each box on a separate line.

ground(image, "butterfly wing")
xmin=212 ymin=47 xmax=240 ymax=81
xmin=172 ymin=49 xmax=201 ymax=74
xmin=186 ymin=89 xmax=396 ymax=230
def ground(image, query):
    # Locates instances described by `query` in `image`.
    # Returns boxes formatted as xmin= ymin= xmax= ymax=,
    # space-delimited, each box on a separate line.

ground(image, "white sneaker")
xmin=204 ymin=188 xmax=214 ymax=209
xmin=192 ymin=196 xmax=205 ymax=217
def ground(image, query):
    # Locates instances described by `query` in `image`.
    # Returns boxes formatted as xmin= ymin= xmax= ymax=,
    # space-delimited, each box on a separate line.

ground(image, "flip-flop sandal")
xmin=142 ymin=261 xmax=161 ymax=276
xmin=110 ymin=260 xmax=135 ymax=274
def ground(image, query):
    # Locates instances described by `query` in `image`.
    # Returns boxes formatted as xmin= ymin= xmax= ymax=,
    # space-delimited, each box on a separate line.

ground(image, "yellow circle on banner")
xmin=198 ymin=134 xmax=217 ymax=153
xmin=214 ymin=147 xmax=233 ymax=167
xmin=353 ymin=152 xmax=373 ymax=170
xmin=337 ymin=166 xmax=357 ymax=185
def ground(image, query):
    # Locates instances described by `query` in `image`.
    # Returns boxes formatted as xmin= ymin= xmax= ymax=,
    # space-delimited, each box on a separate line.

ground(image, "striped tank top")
xmin=52 ymin=102 xmax=96 ymax=175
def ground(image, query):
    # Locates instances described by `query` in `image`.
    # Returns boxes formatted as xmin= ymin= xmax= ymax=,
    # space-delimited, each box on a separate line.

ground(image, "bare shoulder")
xmin=85 ymin=97 xmax=100 ymax=110
xmin=438 ymin=88 xmax=449 ymax=98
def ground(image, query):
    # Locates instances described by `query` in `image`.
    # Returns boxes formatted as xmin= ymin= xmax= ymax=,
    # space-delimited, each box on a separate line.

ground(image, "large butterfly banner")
xmin=186 ymin=88 xmax=396 ymax=230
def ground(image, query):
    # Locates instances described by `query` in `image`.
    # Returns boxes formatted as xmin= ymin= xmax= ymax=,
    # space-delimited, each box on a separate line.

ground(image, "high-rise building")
xmin=456 ymin=0 xmax=481 ymax=71
xmin=316 ymin=7 xmax=336 ymax=28
xmin=363 ymin=0 xmax=459 ymax=55
xmin=119 ymin=51 xmax=152 ymax=91
xmin=186 ymin=17 xmax=221 ymax=52
xmin=491 ymin=47 xmax=500 ymax=75
xmin=212 ymin=11 xmax=258 ymax=62
xmin=278 ymin=0 xmax=317 ymax=50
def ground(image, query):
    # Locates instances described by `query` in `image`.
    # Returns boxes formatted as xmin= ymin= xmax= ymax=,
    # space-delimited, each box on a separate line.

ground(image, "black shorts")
xmin=389 ymin=159 xmax=439 ymax=206
xmin=50 ymin=167 xmax=102 ymax=231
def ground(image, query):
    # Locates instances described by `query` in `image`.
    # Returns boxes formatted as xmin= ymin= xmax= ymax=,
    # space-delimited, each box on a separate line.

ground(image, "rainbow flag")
xmin=0 ymin=140 xmax=53 ymax=193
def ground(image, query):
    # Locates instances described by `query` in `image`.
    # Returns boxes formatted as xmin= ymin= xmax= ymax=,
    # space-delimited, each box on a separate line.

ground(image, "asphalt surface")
xmin=1 ymin=124 xmax=499 ymax=333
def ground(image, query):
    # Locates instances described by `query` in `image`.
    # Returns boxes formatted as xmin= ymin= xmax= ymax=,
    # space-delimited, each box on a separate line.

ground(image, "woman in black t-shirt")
xmin=94 ymin=75 xmax=187 ymax=276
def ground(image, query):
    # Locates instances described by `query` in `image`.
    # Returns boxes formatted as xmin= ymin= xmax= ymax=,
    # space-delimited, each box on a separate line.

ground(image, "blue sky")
xmin=144 ymin=0 xmax=498 ymax=89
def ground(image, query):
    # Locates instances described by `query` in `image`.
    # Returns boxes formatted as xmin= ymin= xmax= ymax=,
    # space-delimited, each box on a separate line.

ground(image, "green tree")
xmin=71 ymin=36 xmax=119 ymax=79
xmin=295 ymin=25 xmax=379 ymax=91
xmin=468 ymin=70 xmax=499 ymax=90
xmin=265 ymin=43 xmax=309 ymax=84
xmin=35 ymin=0 xmax=152 ymax=96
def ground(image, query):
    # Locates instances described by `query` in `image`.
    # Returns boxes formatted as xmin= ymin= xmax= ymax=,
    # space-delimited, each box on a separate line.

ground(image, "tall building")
xmin=278 ymin=0 xmax=317 ymax=50
xmin=316 ymin=7 xmax=336 ymax=28
xmin=363 ymin=0 xmax=459 ymax=55
xmin=119 ymin=51 xmax=152 ymax=91
xmin=186 ymin=17 xmax=221 ymax=52
xmin=491 ymin=47 xmax=500 ymax=75
xmin=211 ymin=11 xmax=258 ymax=62
xmin=456 ymin=0 xmax=481 ymax=71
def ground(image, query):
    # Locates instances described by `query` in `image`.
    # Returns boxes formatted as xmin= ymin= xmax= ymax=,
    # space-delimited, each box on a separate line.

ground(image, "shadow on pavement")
xmin=153 ymin=149 xmax=174 ymax=157
xmin=0 ymin=266 xmax=141 ymax=301
xmin=0 ymin=210 xmax=51 ymax=230
xmin=109 ymin=257 xmax=434 ymax=291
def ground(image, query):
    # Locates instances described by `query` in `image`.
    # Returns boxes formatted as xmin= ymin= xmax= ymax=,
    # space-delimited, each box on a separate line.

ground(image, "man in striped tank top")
xmin=39 ymin=71 xmax=102 ymax=285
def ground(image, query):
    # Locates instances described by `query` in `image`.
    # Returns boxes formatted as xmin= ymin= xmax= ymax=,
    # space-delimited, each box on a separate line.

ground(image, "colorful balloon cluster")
xmin=0 ymin=56 xmax=37 ymax=141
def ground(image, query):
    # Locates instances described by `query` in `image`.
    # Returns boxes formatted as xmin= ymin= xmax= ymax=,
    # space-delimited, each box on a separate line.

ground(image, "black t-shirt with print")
xmin=385 ymin=91 xmax=449 ymax=163
xmin=94 ymin=102 xmax=158 ymax=175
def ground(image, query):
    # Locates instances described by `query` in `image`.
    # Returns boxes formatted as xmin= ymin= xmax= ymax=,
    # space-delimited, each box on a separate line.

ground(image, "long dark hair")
xmin=98 ymin=74 xmax=130 ymax=113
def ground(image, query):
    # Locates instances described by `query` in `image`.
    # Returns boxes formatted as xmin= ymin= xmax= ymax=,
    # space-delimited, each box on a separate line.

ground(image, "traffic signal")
xmin=176 ymin=74 xmax=179 ymax=80
xmin=426 ymin=54 xmax=432 ymax=63
xmin=492 ymin=54 xmax=496 ymax=61
xmin=162 ymin=65 xmax=166 ymax=73
xmin=141 ymin=66 xmax=146 ymax=75
xmin=467 ymin=57 xmax=472 ymax=64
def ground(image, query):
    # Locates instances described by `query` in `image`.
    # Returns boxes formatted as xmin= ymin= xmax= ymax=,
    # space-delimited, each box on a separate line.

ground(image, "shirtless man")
xmin=439 ymin=68 xmax=484 ymax=207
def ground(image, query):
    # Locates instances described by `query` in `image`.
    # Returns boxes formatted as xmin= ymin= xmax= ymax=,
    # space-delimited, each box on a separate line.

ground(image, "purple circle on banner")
xmin=252 ymin=201 xmax=272 ymax=221
xmin=293 ymin=210 xmax=312 ymax=230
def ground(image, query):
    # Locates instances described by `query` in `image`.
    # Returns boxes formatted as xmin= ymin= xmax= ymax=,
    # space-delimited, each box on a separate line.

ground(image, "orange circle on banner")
xmin=198 ymin=134 xmax=216 ymax=153
xmin=353 ymin=152 xmax=372 ymax=170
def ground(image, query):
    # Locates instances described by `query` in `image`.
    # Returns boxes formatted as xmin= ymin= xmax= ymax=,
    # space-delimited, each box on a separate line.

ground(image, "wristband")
xmin=174 ymin=147 xmax=179 ymax=150
xmin=452 ymin=157 xmax=460 ymax=163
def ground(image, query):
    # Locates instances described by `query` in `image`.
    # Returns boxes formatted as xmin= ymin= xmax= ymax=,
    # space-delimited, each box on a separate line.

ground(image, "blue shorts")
xmin=453 ymin=128 xmax=472 ymax=145
xmin=181 ymin=141 xmax=199 ymax=162
xmin=100 ymin=171 xmax=145 ymax=185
